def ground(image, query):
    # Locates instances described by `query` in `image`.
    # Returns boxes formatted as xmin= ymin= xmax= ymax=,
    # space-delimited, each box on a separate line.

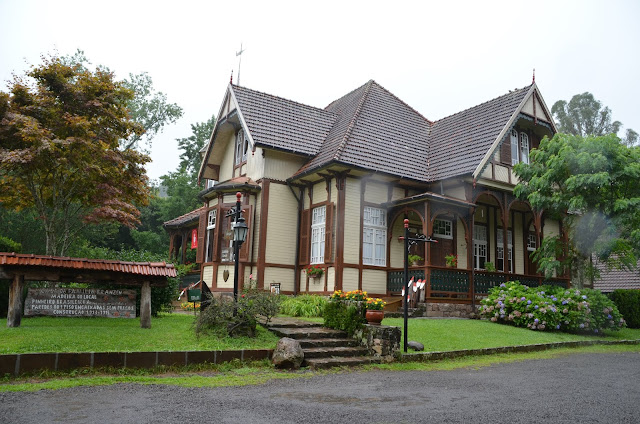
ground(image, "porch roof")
xmin=383 ymin=192 xmax=476 ymax=209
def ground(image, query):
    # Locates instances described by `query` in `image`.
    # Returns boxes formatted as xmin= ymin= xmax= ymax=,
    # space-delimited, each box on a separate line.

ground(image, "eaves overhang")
xmin=382 ymin=191 xmax=476 ymax=209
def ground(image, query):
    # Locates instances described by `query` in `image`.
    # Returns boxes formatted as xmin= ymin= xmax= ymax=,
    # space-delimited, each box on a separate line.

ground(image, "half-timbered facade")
xmin=194 ymin=79 xmax=570 ymax=305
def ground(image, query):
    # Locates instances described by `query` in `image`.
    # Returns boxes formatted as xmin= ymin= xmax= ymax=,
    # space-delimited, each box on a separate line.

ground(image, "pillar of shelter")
xmin=140 ymin=281 xmax=152 ymax=329
xmin=7 ymin=274 xmax=25 ymax=328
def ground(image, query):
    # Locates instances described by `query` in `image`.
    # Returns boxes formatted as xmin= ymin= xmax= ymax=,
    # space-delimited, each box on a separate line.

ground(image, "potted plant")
xmin=484 ymin=262 xmax=496 ymax=272
xmin=305 ymin=264 xmax=324 ymax=279
xmin=445 ymin=254 xmax=458 ymax=268
xmin=408 ymin=254 xmax=423 ymax=266
xmin=365 ymin=297 xmax=386 ymax=325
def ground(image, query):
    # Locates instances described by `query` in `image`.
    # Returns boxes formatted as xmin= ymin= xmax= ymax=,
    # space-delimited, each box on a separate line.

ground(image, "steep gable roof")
xmin=297 ymin=80 xmax=432 ymax=181
xmin=429 ymin=85 xmax=531 ymax=181
xmin=231 ymin=85 xmax=336 ymax=156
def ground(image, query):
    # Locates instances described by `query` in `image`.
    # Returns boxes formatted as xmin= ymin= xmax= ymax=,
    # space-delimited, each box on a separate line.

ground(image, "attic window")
xmin=234 ymin=129 xmax=249 ymax=165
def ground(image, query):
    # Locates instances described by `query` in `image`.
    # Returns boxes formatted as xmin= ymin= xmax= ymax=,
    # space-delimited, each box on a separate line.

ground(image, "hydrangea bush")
xmin=479 ymin=281 xmax=625 ymax=333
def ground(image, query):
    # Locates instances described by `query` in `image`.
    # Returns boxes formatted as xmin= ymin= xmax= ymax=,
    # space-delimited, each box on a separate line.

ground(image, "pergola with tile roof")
xmin=1 ymin=252 xmax=176 ymax=328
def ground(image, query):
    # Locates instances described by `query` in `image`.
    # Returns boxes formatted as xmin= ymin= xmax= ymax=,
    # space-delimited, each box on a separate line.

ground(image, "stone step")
xmin=269 ymin=327 xmax=348 ymax=340
xmin=302 ymin=346 xmax=369 ymax=359
xmin=261 ymin=320 xmax=323 ymax=329
xmin=298 ymin=338 xmax=359 ymax=349
xmin=304 ymin=356 xmax=383 ymax=370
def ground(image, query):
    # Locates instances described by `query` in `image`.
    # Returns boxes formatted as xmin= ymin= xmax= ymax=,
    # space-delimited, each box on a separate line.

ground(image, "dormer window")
xmin=234 ymin=129 xmax=249 ymax=165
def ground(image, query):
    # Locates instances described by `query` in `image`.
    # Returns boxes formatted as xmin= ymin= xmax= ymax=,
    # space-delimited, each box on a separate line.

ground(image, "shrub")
xmin=323 ymin=300 xmax=366 ymax=335
xmin=609 ymin=289 xmax=640 ymax=329
xmin=280 ymin=294 xmax=327 ymax=317
xmin=479 ymin=281 xmax=625 ymax=333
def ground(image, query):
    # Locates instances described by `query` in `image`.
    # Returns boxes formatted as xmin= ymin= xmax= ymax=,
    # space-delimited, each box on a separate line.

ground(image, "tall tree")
xmin=177 ymin=115 xmax=215 ymax=179
xmin=0 ymin=55 xmax=151 ymax=256
xmin=514 ymin=133 xmax=640 ymax=286
xmin=552 ymin=92 xmax=636 ymax=146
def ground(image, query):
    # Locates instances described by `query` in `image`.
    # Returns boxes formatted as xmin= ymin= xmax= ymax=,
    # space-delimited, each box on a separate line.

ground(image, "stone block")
xmin=157 ymin=351 xmax=186 ymax=367
xmin=20 ymin=353 xmax=56 ymax=374
xmin=57 ymin=353 xmax=91 ymax=371
xmin=272 ymin=338 xmax=304 ymax=369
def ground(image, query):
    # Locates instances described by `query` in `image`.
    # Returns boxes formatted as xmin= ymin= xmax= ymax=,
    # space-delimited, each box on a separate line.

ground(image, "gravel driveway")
xmin=1 ymin=352 xmax=639 ymax=423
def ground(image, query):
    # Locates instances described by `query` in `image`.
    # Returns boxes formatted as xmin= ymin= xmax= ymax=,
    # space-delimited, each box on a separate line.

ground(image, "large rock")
xmin=272 ymin=337 xmax=304 ymax=369
xmin=407 ymin=341 xmax=424 ymax=351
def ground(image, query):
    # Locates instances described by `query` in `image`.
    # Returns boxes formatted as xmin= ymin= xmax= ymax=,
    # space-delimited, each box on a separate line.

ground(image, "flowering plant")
xmin=330 ymin=290 xmax=368 ymax=302
xmin=365 ymin=297 xmax=386 ymax=310
xmin=305 ymin=264 xmax=324 ymax=277
xmin=445 ymin=254 xmax=458 ymax=267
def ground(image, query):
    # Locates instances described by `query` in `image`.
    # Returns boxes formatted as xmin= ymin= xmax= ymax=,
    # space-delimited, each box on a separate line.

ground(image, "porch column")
xmin=7 ymin=274 xmax=25 ymax=328
xmin=140 ymin=281 xmax=152 ymax=329
xmin=501 ymin=207 xmax=509 ymax=273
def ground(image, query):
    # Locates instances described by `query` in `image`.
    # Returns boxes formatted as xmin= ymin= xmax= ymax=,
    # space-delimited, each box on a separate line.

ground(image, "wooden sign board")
xmin=24 ymin=288 xmax=137 ymax=318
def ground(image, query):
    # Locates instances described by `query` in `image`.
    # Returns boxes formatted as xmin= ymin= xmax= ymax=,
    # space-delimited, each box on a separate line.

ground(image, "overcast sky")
xmin=1 ymin=0 xmax=638 ymax=181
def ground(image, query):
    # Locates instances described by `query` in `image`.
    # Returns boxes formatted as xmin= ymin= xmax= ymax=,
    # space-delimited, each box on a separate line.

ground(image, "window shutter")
xmin=196 ymin=208 xmax=207 ymax=264
xmin=239 ymin=205 xmax=253 ymax=262
xmin=324 ymin=203 xmax=334 ymax=263
xmin=500 ymin=138 xmax=511 ymax=165
xmin=299 ymin=209 xmax=310 ymax=265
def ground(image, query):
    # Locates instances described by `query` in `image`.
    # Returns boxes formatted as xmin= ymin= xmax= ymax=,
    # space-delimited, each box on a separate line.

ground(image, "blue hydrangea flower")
xmin=527 ymin=300 xmax=532 ymax=305
xmin=534 ymin=318 xmax=539 ymax=324
xmin=534 ymin=305 xmax=539 ymax=309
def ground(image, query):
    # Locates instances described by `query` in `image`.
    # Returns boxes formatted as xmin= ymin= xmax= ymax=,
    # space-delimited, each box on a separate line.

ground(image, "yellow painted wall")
xmin=391 ymin=187 xmax=405 ymax=201
xmin=265 ymin=183 xmax=298 ymax=265
xmin=308 ymin=276 xmax=325 ymax=292
xmin=327 ymin=267 xmax=335 ymax=292
xmin=312 ymin=181 xmax=327 ymax=205
xmin=263 ymin=150 xmax=306 ymax=181
xmin=495 ymin=165 xmax=509 ymax=183
xmin=202 ymin=266 xmax=214 ymax=288
xmin=544 ymin=218 xmax=560 ymax=238
xmin=252 ymin=194 xmax=262 ymax=262
xmin=218 ymin=132 xmax=235 ymax=182
xmin=217 ymin=265 xmax=234 ymax=289
xmin=246 ymin=147 xmax=265 ymax=181
xmin=488 ymin=207 xmax=495 ymax=262
xmin=456 ymin=218 xmax=468 ymax=269
xmin=390 ymin=217 xmax=405 ymax=268
xmin=208 ymin=197 xmax=219 ymax=208
xmin=364 ymin=181 xmax=387 ymax=204
xmin=514 ymin=213 xmax=524 ymax=274
xmin=344 ymin=178 xmax=361 ymax=265
xmin=444 ymin=186 xmax=466 ymax=201
xmin=265 ymin=267 xmax=294 ymax=292
xmin=362 ymin=269 xmax=386 ymax=295
xmin=342 ymin=268 xmax=359 ymax=292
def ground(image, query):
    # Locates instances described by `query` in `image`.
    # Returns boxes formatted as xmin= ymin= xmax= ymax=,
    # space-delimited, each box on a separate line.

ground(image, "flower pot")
xmin=365 ymin=309 xmax=384 ymax=325
xmin=309 ymin=274 xmax=322 ymax=282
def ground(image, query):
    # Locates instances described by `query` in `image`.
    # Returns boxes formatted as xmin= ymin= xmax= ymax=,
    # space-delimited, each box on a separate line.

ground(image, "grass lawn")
xmin=0 ymin=314 xmax=279 ymax=354
xmin=384 ymin=318 xmax=640 ymax=351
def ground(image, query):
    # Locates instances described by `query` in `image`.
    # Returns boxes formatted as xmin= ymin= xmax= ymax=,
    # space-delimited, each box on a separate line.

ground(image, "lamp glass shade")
xmin=232 ymin=218 xmax=248 ymax=242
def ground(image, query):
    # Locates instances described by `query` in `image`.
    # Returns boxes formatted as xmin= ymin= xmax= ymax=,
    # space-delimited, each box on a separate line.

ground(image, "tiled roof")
xmin=232 ymin=85 xmax=336 ymax=156
xmin=429 ymin=86 xmax=531 ymax=181
xmin=0 ymin=252 xmax=177 ymax=278
xmin=163 ymin=207 xmax=204 ymax=229
xmin=593 ymin=259 xmax=640 ymax=293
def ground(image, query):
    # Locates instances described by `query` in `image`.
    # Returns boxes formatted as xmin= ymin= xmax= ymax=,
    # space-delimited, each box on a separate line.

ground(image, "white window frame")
xmin=205 ymin=210 xmax=216 ymax=262
xmin=473 ymin=225 xmax=487 ymax=270
xmin=520 ymin=132 xmax=530 ymax=164
xmin=234 ymin=129 xmax=249 ymax=165
xmin=433 ymin=219 xmax=453 ymax=239
xmin=497 ymin=228 xmax=513 ymax=273
xmin=310 ymin=206 xmax=326 ymax=264
xmin=362 ymin=207 xmax=387 ymax=266
xmin=510 ymin=129 xmax=519 ymax=166
xmin=527 ymin=233 xmax=537 ymax=252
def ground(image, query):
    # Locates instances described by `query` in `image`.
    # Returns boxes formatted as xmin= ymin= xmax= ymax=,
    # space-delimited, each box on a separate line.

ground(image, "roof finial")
xmin=230 ymin=70 xmax=233 ymax=85
xmin=532 ymin=68 xmax=535 ymax=84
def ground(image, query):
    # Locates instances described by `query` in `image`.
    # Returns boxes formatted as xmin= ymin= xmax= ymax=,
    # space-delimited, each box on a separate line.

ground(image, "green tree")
xmin=514 ymin=133 xmax=640 ymax=286
xmin=177 ymin=115 xmax=215 ymax=179
xmin=552 ymin=92 xmax=636 ymax=146
xmin=0 ymin=55 xmax=150 ymax=256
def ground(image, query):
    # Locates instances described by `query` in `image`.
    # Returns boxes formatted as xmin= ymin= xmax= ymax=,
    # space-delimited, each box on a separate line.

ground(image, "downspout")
xmin=288 ymin=182 xmax=302 ymax=295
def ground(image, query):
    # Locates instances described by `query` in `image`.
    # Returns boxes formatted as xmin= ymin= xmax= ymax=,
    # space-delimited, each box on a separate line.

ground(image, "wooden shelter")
xmin=1 ymin=252 xmax=177 ymax=328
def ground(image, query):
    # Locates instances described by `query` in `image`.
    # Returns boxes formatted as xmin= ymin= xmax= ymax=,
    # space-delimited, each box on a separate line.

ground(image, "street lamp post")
xmin=230 ymin=192 xmax=248 ymax=313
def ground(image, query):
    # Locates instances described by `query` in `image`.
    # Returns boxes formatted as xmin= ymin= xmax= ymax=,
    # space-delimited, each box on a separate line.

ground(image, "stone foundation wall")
xmin=353 ymin=324 xmax=401 ymax=361
xmin=419 ymin=303 xmax=480 ymax=319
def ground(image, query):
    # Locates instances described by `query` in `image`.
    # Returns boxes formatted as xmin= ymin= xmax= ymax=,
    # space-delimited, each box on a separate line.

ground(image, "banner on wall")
xmin=191 ymin=228 xmax=198 ymax=249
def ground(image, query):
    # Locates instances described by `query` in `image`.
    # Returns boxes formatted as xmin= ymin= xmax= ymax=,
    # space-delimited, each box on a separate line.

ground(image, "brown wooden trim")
xmin=334 ymin=174 xmax=347 ymax=291
xmin=257 ymin=179 xmax=270 ymax=290
xmin=358 ymin=180 xmax=366 ymax=291
xmin=263 ymin=263 xmax=296 ymax=269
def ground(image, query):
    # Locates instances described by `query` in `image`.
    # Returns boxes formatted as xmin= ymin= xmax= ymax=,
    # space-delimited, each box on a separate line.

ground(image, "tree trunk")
xmin=140 ymin=281 xmax=151 ymax=329
xmin=7 ymin=274 xmax=25 ymax=328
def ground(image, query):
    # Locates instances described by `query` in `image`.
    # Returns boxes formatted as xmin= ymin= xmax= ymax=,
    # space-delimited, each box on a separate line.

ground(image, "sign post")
xmin=187 ymin=289 xmax=201 ymax=315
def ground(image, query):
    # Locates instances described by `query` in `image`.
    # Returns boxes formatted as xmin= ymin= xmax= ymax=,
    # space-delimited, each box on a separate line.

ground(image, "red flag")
xmin=191 ymin=228 xmax=198 ymax=249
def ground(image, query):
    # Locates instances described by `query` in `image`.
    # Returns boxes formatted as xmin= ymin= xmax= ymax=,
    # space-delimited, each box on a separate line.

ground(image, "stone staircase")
xmin=263 ymin=318 xmax=382 ymax=369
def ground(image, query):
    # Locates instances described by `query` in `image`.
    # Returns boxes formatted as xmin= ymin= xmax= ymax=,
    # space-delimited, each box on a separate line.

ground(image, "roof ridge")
xmin=372 ymin=80 xmax=434 ymax=125
xmin=232 ymin=84 xmax=335 ymax=116
xmin=433 ymin=84 xmax=533 ymax=124
xmin=332 ymin=80 xmax=374 ymax=161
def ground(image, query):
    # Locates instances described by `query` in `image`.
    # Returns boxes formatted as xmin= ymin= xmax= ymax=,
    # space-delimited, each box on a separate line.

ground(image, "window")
xmin=220 ymin=212 xmax=234 ymax=262
xmin=205 ymin=210 xmax=216 ymax=262
xmin=310 ymin=206 xmax=326 ymax=264
xmin=496 ymin=228 xmax=513 ymax=272
xmin=363 ymin=207 xmax=386 ymax=266
xmin=433 ymin=219 xmax=453 ymax=239
xmin=473 ymin=225 xmax=487 ymax=270
xmin=527 ymin=233 xmax=536 ymax=252
xmin=510 ymin=129 xmax=519 ymax=166
xmin=520 ymin=133 xmax=530 ymax=164
xmin=234 ymin=129 xmax=249 ymax=165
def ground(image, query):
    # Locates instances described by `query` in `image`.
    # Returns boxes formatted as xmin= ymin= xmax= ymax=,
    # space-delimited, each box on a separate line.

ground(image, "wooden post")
xmin=140 ymin=281 xmax=151 ymax=329
xmin=7 ymin=274 xmax=25 ymax=328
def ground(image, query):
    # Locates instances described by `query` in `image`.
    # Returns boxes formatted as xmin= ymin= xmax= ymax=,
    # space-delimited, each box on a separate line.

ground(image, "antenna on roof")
xmin=236 ymin=42 xmax=246 ymax=85
xmin=230 ymin=70 xmax=233 ymax=85
xmin=532 ymin=68 xmax=535 ymax=84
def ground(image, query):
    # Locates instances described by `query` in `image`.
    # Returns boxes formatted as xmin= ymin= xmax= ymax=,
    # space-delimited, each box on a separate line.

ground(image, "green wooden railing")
xmin=387 ymin=270 xmax=425 ymax=293
xmin=430 ymin=269 xmax=469 ymax=296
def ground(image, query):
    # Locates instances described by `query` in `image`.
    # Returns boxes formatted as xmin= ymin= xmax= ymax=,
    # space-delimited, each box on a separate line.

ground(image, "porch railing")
xmin=387 ymin=267 xmax=569 ymax=303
